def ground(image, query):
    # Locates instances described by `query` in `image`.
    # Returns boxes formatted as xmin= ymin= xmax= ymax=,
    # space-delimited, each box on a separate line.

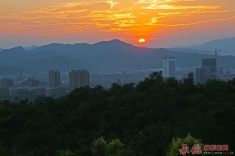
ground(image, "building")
xmin=49 ymin=70 xmax=60 ymax=87
xmin=45 ymin=86 xmax=66 ymax=98
xmin=202 ymin=58 xmax=216 ymax=73
xmin=1 ymin=78 xmax=13 ymax=100
xmin=222 ymin=67 xmax=235 ymax=75
xmin=20 ymin=71 xmax=23 ymax=80
xmin=196 ymin=67 xmax=208 ymax=84
xmin=163 ymin=57 xmax=175 ymax=78
xmin=2 ymin=78 xmax=13 ymax=87
xmin=69 ymin=70 xmax=89 ymax=91
xmin=27 ymin=78 xmax=38 ymax=87
xmin=9 ymin=86 xmax=45 ymax=102
xmin=195 ymin=58 xmax=217 ymax=83
xmin=0 ymin=87 xmax=10 ymax=99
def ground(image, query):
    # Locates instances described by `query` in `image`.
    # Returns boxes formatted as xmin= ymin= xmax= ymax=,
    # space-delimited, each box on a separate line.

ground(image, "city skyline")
xmin=1 ymin=0 xmax=234 ymax=48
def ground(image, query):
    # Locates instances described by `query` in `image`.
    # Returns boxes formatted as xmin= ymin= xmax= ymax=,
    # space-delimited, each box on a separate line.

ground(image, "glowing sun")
xmin=138 ymin=38 xmax=146 ymax=43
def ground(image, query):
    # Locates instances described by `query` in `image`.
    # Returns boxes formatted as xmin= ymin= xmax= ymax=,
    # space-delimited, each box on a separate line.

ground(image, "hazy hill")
xmin=13 ymin=55 xmax=81 ymax=72
xmin=167 ymin=48 xmax=215 ymax=55
xmin=1 ymin=39 xmax=235 ymax=74
xmin=0 ymin=48 xmax=3 ymax=51
xmin=188 ymin=37 xmax=235 ymax=55
xmin=24 ymin=45 xmax=39 ymax=51
xmin=0 ymin=63 xmax=25 ymax=75
xmin=0 ymin=46 xmax=29 ymax=63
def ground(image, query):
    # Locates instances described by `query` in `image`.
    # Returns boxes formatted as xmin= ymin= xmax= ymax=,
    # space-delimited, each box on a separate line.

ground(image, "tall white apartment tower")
xmin=69 ymin=70 xmax=89 ymax=91
xmin=163 ymin=57 xmax=175 ymax=78
xmin=49 ymin=70 xmax=60 ymax=87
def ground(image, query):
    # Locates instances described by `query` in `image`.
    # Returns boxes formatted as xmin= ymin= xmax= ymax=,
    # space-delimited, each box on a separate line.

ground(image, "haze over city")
xmin=1 ymin=0 xmax=235 ymax=155
xmin=1 ymin=0 xmax=235 ymax=48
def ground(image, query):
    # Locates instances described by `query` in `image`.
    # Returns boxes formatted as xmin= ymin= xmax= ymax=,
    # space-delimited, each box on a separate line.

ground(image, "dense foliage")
xmin=0 ymin=72 xmax=235 ymax=156
xmin=168 ymin=134 xmax=204 ymax=156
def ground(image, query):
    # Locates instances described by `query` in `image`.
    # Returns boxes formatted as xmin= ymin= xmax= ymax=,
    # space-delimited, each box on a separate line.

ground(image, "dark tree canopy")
xmin=0 ymin=72 xmax=234 ymax=155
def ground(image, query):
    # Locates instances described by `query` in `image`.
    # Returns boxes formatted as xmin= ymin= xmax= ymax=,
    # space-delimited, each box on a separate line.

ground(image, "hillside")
xmin=0 ymin=73 xmax=234 ymax=155
xmin=1 ymin=39 xmax=235 ymax=74
xmin=188 ymin=37 xmax=235 ymax=55
xmin=24 ymin=45 xmax=39 ymax=51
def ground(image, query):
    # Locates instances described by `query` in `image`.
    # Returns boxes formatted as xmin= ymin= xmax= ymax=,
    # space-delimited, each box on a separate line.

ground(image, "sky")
xmin=0 ymin=0 xmax=235 ymax=48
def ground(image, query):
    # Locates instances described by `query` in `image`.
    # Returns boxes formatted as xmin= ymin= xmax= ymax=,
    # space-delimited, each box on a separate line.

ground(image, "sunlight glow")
xmin=0 ymin=0 xmax=234 ymax=48
xmin=139 ymin=38 xmax=146 ymax=43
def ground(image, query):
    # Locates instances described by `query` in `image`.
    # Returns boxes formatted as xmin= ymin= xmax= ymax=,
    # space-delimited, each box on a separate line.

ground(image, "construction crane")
xmin=215 ymin=48 xmax=221 ymax=80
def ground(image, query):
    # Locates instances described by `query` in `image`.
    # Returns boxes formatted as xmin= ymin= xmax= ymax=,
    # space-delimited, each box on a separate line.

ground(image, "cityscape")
xmin=0 ymin=0 xmax=235 ymax=155
xmin=1 ymin=49 xmax=235 ymax=102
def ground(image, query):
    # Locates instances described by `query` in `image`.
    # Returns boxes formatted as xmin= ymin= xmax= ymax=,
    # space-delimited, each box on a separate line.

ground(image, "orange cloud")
xmin=0 ymin=0 xmax=234 ymax=39
xmin=155 ymin=15 xmax=235 ymax=27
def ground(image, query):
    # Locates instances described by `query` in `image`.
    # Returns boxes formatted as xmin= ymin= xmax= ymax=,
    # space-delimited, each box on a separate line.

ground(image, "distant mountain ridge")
xmin=166 ymin=48 xmax=215 ymax=55
xmin=0 ymin=63 xmax=25 ymax=75
xmin=24 ymin=45 xmax=39 ymax=51
xmin=187 ymin=37 xmax=235 ymax=55
xmin=0 ymin=39 xmax=235 ymax=74
xmin=0 ymin=46 xmax=30 ymax=63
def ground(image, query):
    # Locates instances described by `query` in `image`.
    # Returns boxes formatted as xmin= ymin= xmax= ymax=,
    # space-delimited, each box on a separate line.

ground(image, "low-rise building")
xmin=9 ymin=86 xmax=45 ymax=102
xmin=0 ymin=87 xmax=10 ymax=99
xmin=45 ymin=86 xmax=66 ymax=98
xmin=27 ymin=78 xmax=39 ymax=87
xmin=2 ymin=78 xmax=13 ymax=86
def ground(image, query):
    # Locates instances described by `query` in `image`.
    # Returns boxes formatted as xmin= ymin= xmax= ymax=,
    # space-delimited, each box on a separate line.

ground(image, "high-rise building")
xmin=47 ymin=70 xmax=65 ymax=98
xmin=195 ymin=58 xmax=217 ymax=83
xmin=2 ymin=78 xmax=13 ymax=87
xmin=69 ymin=70 xmax=89 ymax=91
xmin=49 ymin=70 xmax=60 ymax=87
xmin=196 ymin=67 xmax=211 ymax=84
xmin=202 ymin=58 xmax=216 ymax=73
xmin=163 ymin=57 xmax=175 ymax=78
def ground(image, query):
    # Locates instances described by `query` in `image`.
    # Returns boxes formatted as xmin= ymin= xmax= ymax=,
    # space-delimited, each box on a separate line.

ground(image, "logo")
xmin=179 ymin=144 xmax=234 ymax=155
xmin=179 ymin=144 xmax=202 ymax=155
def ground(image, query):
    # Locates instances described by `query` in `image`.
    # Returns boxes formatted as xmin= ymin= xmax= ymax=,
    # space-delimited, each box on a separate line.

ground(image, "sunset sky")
xmin=0 ymin=0 xmax=235 ymax=48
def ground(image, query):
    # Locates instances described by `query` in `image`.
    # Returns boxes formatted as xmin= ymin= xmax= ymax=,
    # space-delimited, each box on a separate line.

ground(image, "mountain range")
xmin=24 ymin=45 xmax=39 ymax=51
xmin=0 ymin=38 xmax=235 ymax=75
xmin=185 ymin=37 xmax=235 ymax=55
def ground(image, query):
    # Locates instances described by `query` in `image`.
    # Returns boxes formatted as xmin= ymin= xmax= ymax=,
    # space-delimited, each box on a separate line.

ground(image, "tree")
xmin=91 ymin=137 xmax=108 ymax=156
xmin=149 ymin=71 xmax=163 ymax=81
xmin=55 ymin=150 xmax=75 ymax=156
xmin=91 ymin=137 xmax=131 ymax=156
xmin=130 ymin=132 xmax=147 ymax=156
xmin=167 ymin=134 xmax=204 ymax=156
xmin=105 ymin=139 xmax=124 ymax=156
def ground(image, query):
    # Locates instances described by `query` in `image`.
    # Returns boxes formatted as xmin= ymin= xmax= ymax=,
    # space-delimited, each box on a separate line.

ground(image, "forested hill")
xmin=1 ymin=39 xmax=235 ymax=74
xmin=0 ymin=72 xmax=235 ymax=156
